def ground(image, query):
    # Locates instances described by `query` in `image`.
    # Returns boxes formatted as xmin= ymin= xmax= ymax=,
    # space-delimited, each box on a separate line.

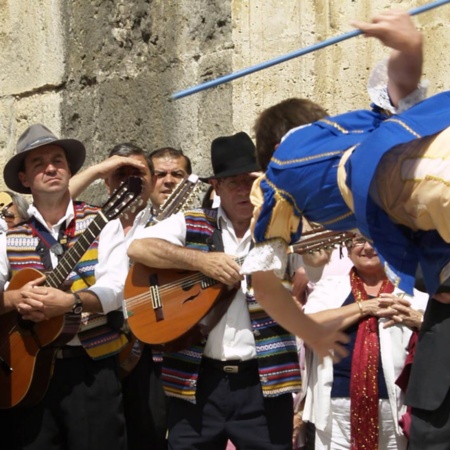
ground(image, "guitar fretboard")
xmin=44 ymin=214 xmax=108 ymax=289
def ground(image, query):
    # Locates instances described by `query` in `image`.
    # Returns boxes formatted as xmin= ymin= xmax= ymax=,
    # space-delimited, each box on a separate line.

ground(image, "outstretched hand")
xmin=351 ymin=9 xmax=422 ymax=53
xmin=303 ymin=315 xmax=350 ymax=363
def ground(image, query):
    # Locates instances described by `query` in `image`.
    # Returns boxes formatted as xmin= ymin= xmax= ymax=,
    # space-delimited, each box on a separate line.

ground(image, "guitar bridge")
xmin=149 ymin=274 xmax=164 ymax=322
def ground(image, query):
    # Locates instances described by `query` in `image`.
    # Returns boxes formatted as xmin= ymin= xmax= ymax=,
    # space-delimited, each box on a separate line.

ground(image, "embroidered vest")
xmin=161 ymin=208 xmax=301 ymax=403
xmin=6 ymin=202 xmax=127 ymax=360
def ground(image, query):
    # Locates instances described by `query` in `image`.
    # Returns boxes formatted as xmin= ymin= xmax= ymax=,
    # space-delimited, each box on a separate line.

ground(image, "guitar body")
xmin=124 ymin=263 xmax=226 ymax=345
xmin=0 ymin=268 xmax=81 ymax=409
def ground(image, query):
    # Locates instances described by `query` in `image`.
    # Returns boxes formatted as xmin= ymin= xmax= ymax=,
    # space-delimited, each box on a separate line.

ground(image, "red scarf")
xmin=349 ymin=267 xmax=394 ymax=450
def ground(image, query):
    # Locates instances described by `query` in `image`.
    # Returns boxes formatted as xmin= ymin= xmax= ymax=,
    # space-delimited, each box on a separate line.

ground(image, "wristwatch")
xmin=71 ymin=293 xmax=83 ymax=314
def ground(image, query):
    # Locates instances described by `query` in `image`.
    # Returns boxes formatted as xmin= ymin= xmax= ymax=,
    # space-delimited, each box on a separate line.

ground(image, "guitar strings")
xmin=126 ymin=271 xmax=212 ymax=308
xmin=126 ymin=255 xmax=247 ymax=309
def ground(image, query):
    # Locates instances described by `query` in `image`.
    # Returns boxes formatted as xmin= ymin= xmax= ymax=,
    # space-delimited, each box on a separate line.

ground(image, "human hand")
xmin=377 ymin=293 xmax=423 ymax=330
xmin=199 ymin=252 xmax=243 ymax=287
xmin=292 ymin=411 xmax=305 ymax=450
xmin=351 ymin=9 xmax=422 ymax=53
xmin=304 ymin=316 xmax=349 ymax=362
xmin=292 ymin=267 xmax=310 ymax=306
xmin=96 ymin=155 xmax=147 ymax=179
xmin=17 ymin=283 xmax=75 ymax=321
xmin=434 ymin=292 xmax=450 ymax=304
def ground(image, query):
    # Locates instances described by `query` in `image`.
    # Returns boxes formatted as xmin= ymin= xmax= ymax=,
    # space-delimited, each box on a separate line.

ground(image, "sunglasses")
xmin=1 ymin=207 xmax=17 ymax=220
xmin=345 ymin=235 xmax=369 ymax=248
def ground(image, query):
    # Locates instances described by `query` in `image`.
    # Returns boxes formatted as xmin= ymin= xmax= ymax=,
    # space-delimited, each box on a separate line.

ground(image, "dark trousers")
xmin=122 ymin=345 xmax=169 ymax=450
xmin=167 ymin=358 xmax=294 ymax=450
xmin=0 ymin=352 xmax=126 ymax=450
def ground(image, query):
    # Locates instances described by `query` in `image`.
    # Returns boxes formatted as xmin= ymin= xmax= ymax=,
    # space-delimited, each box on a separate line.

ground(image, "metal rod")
xmin=172 ymin=0 xmax=450 ymax=100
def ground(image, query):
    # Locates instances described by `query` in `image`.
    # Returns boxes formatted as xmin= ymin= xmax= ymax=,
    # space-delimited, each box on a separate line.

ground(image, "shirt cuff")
xmin=368 ymin=58 xmax=428 ymax=114
xmin=85 ymin=286 xmax=123 ymax=314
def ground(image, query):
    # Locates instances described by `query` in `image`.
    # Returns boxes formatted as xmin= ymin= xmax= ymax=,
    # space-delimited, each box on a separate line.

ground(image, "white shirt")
xmin=134 ymin=207 xmax=257 ymax=361
xmin=124 ymin=203 xmax=153 ymax=248
xmin=0 ymin=199 xmax=128 ymax=344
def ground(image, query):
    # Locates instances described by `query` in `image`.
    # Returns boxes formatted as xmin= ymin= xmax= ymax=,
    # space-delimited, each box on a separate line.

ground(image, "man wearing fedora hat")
xmin=127 ymin=131 xmax=344 ymax=449
xmin=0 ymin=124 xmax=128 ymax=449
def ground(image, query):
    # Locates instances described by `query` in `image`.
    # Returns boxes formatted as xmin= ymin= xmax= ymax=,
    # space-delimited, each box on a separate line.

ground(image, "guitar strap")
xmin=29 ymin=216 xmax=70 ymax=271
xmin=164 ymin=225 xmax=252 ymax=352
xmin=200 ymin=226 xmax=253 ymax=335
xmin=29 ymin=214 xmax=91 ymax=288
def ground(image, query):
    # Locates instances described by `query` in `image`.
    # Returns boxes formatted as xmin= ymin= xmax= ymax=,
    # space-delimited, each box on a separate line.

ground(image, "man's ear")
xmin=210 ymin=179 xmax=219 ymax=194
xmin=18 ymin=171 xmax=29 ymax=189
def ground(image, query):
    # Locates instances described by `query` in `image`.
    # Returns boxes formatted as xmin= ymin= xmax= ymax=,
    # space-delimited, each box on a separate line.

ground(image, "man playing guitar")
xmin=127 ymin=132 xmax=346 ymax=449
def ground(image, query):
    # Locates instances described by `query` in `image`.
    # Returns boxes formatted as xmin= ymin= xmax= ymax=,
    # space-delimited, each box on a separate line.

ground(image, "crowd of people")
xmin=0 ymin=7 xmax=449 ymax=450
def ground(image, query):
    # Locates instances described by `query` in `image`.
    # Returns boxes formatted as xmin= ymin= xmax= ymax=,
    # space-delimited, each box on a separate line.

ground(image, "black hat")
xmin=200 ymin=132 xmax=260 ymax=182
xmin=4 ymin=124 xmax=86 ymax=194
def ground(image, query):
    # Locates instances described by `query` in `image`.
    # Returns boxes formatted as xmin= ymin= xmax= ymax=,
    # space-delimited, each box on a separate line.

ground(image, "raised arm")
xmin=69 ymin=155 xmax=147 ymax=198
xmin=352 ymin=9 xmax=423 ymax=107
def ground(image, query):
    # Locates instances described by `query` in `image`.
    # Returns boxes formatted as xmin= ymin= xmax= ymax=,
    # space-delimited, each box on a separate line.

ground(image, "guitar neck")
xmin=154 ymin=174 xmax=199 ymax=223
xmin=44 ymin=213 xmax=108 ymax=289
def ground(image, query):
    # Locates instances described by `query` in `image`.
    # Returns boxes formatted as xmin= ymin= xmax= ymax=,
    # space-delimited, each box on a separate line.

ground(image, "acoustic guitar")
xmin=0 ymin=176 xmax=142 ymax=409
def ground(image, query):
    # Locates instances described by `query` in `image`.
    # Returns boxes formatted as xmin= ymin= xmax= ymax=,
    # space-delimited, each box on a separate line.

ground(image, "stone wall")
xmin=0 ymin=0 xmax=449 ymax=202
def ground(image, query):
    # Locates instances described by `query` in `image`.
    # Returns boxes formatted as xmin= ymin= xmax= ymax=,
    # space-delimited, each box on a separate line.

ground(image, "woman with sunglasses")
xmin=0 ymin=191 xmax=29 ymax=229
xmin=299 ymin=235 xmax=427 ymax=450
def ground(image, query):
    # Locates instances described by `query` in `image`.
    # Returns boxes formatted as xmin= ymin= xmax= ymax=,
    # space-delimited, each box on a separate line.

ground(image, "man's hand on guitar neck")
xmin=196 ymin=252 xmax=243 ymax=287
xmin=128 ymin=237 xmax=243 ymax=287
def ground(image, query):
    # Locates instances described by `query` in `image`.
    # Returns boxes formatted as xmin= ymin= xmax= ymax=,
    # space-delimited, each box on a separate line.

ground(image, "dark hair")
xmin=253 ymin=98 xmax=328 ymax=171
xmin=201 ymin=185 xmax=215 ymax=209
xmin=108 ymin=142 xmax=154 ymax=173
xmin=149 ymin=147 xmax=192 ymax=175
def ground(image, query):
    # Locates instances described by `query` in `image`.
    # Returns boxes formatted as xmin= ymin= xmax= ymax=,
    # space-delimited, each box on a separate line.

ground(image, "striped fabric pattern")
xmin=161 ymin=208 xmax=301 ymax=403
xmin=6 ymin=202 xmax=127 ymax=359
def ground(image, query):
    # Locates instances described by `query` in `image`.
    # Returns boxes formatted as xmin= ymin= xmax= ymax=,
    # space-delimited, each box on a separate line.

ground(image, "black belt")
xmin=202 ymin=357 xmax=257 ymax=374
xmin=55 ymin=346 xmax=87 ymax=359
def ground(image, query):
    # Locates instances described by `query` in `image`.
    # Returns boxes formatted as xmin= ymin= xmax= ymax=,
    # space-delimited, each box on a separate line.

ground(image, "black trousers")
xmin=122 ymin=345 xmax=169 ymax=450
xmin=0 ymin=351 xmax=126 ymax=450
xmin=167 ymin=358 xmax=294 ymax=450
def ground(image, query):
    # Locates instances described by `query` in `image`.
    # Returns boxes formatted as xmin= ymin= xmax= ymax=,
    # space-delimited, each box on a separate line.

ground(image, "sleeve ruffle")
xmin=240 ymin=238 xmax=288 ymax=278
xmin=368 ymin=58 xmax=428 ymax=114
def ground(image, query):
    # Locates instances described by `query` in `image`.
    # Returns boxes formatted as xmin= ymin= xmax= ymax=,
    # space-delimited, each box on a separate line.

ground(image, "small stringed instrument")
xmin=124 ymin=248 xmax=245 ymax=347
xmin=0 ymin=176 xmax=142 ymax=409
xmin=120 ymin=174 xmax=200 ymax=369
xmin=125 ymin=226 xmax=354 ymax=346
xmin=288 ymin=228 xmax=354 ymax=255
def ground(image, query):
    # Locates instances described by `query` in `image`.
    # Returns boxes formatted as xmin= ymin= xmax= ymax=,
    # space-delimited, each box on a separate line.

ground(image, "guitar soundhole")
xmin=0 ymin=356 xmax=12 ymax=375
xmin=18 ymin=317 xmax=35 ymax=331
xmin=18 ymin=317 xmax=43 ymax=348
